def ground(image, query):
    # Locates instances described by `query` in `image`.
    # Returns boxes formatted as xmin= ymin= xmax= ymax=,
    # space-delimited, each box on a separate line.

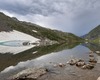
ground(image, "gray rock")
xmin=67 ymin=59 xmax=78 ymax=65
xmin=76 ymin=59 xmax=85 ymax=67
xmin=96 ymin=51 xmax=100 ymax=54
xmin=89 ymin=54 xmax=94 ymax=57
xmin=81 ymin=65 xmax=88 ymax=69
xmin=89 ymin=57 xmax=97 ymax=63
xmin=97 ymin=76 xmax=100 ymax=80
xmin=58 ymin=63 xmax=66 ymax=67
xmin=86 ymin=63 xmax=94 ymax=69
xmin=89 ymin=51 xmax=94 ymax=54
xmin=81 ymin=64 xmax=94 ymax=69
xmin=76 ymin=61 xmax=85 ymax=67
xmin=10 ymin=67 xmax=47 ymax=80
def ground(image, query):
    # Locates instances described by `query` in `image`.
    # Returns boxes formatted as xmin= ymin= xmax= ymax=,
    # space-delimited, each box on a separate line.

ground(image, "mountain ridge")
xmin=82 ymin=25 xmax=100 ymax=43
xmin=0 ymin=12 xmax=82 ymax=43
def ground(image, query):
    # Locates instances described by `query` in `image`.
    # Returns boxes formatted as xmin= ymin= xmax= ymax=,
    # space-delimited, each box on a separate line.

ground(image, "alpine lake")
xmin=0 ymin=40 xmax=100 ymax=80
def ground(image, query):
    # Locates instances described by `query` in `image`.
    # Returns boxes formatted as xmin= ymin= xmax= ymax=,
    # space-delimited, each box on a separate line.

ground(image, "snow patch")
xmin=32 ymin=51 xmax=38 ymax=54
xmin=0 ymin=30 xmax=39 ymax=43
xmin=0 ymin=30 xmax=40 ymax=54
xmin=32 ymin=30 xmax=37 ymax=33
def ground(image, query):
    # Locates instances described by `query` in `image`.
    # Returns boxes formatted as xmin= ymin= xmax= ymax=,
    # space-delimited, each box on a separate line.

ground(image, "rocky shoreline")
xmin=9 ymin=64 xmax=100 ymax=80
xmin=9 ymin=51 xmax=100 ymax=80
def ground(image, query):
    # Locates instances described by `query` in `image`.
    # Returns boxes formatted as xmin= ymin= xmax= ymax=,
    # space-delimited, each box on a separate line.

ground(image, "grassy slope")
xmin=85 ymin=25 xmax=100 ymax=43
xmin=91 ymin=37 xmax=100 ymax=43
xmin=88 ymin=25 xmax=100 ymax=39
xmin=0 ymin=12 xmax=82 ymax=43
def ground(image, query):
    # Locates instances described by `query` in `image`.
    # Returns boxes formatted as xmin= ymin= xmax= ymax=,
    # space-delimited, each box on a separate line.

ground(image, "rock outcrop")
xmin=10 ymin=67 xmax=47 ymax=80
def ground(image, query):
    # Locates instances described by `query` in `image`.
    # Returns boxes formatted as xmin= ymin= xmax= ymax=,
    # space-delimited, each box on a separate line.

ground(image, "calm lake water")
xmin=0 ymin=41 xmax=99 ymax=80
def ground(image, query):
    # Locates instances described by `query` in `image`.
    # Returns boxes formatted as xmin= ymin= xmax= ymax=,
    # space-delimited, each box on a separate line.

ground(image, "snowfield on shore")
xmin=0 ymin=30 xmax=40 ymax=54
xmin=0 ymin=30 xmax=39 ymax=43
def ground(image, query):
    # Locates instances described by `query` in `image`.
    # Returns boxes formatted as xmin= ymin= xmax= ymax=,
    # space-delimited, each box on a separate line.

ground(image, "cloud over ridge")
xmin=0 ymin=0 xmax=100 ymax=36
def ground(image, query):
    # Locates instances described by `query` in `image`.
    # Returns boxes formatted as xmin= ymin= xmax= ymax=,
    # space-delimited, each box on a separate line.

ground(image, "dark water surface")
xmin=0 ymin=42 xmax=100 ymax=80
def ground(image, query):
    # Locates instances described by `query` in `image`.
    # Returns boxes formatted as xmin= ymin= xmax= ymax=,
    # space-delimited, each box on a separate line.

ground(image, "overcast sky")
xmin=0 ymin=0 xmax=100 ymax=36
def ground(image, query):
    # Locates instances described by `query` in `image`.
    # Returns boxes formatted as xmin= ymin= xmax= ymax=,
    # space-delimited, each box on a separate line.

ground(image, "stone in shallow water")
xmin=89 ymin=54 xmax=94 ymax=57
xmin=58 ymin=63 xmax=66 ymax=67
xmin=76 ymin=61 xmax=85 ymax=67
xmin=81 ymin=63 xmax=94 ymax=69
xmin=89 ymin=57 xmax=97 ymax=63
xmin=96 ymin=51 xmax=100 ymax=54
xmin=76 ymin=59 xmax=85 ymax=67
xmin=97 ymin=76 xmax=100 ymax=80
xmin=81 ymin=65 xmax=87 ymax=69
xmin=67 ymin=59 xmax=78 ymax=65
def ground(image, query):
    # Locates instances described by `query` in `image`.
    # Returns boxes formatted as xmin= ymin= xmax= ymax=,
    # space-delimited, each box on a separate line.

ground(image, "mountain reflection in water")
xmin=0 ymin=42 xmax=99 ymax=80
xmin=0 ymin=43 xmax=79 ymax=72
xmin=82 ymin=43 xmax=100 ymax=56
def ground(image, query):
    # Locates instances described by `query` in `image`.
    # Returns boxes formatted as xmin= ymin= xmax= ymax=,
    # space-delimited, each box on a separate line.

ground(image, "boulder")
xmin=86 ymin=63 xmax=94 ymax=69
xmin=81 ymin=63 xmax=94 ymax=69
xmin=76 ymin=59 xmax=85 ymax=67
xmin=76 ymin=61 xmax=85 ymax=67
xmin=10 ymin=67 xmax=47 ymax=80
xmin=97 ymin=76 xmax=100 ymax=80
xmin=89 ymin=54 xmax=94 ymax=57
xmin=67 ymin=59 xmax=78 ymax=65
xmin=53 ymin=64 xmax=58 ymax=67
xmin=96 ymin=51 xmax=100 ymax=54
xmin=58 ymin=63 xmax=65 ymax=67
xmin=89 ymin=57 xmax=97 ymax=63
xmin=81 ymin=65 xmax=88 ymax=69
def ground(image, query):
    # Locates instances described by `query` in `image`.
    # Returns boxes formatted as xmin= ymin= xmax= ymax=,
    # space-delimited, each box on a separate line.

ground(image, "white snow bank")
xmin=0 ymin=30 xmax=40 ymax=54
xmin=0 ymin=30 xmax=39 ymax=43
xmin=32 ymin=30 xmax=37 ymax=33
xmin=32 ymin=51 xmax=38 ymax=54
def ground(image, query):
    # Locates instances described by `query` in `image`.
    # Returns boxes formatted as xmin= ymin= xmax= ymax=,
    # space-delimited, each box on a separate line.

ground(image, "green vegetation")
xmin=0 ymin=12 xmax=82 ymax=43
xmin=91 ymin=37 xmax=100 ymax=43
xmin=84 ymin=25 xmax=100 ymax=43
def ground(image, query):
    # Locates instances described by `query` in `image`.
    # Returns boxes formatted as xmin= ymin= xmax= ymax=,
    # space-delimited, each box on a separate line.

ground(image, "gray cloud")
xmin=0 ymin=0 xmax=100 ymax=36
